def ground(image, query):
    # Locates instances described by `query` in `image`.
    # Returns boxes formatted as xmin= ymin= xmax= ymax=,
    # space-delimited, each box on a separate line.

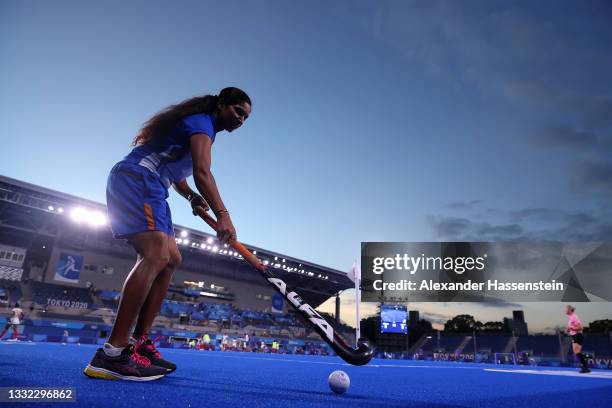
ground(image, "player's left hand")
xmin=190 ymin=194 xmax=210 ymax=214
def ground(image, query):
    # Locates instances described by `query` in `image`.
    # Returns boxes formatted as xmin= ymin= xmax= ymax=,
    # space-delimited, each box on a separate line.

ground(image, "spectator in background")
xmin=0 ymin=303 xmax=23 ymax=341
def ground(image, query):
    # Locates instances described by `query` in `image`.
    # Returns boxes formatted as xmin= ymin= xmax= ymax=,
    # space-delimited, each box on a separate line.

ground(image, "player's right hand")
xmin=216 ymin=213 xmax=237 ymax=245
xmin=190 ymin=194 xmax=210 ymax=214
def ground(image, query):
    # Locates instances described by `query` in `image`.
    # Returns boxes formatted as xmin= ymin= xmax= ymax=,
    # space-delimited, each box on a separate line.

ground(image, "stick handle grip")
xmin=193 ymin=207 xmax=265 ymax=271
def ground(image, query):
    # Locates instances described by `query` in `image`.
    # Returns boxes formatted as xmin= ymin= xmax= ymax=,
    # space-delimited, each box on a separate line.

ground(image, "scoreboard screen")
xmin=380 ymin=304 xmax=407 ymax=334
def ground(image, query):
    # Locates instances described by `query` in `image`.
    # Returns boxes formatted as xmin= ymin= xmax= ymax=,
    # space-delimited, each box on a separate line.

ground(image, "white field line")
xmin=485 ymin=368 xmax=612 ymax=380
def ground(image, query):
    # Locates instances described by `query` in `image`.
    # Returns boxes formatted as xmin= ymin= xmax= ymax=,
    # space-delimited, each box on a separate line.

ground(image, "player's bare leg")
xmin=108 ymin=231 xmax=171 ymax=348
xmin=131 ymin=234 xmax=180 ymax=373
xmin=133 ymin=235 xmax=181 ymax=338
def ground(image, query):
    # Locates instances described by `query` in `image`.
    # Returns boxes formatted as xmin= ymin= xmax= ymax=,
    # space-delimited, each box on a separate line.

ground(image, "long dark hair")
xmin=132 ymin=87 xmax=251 ymax=146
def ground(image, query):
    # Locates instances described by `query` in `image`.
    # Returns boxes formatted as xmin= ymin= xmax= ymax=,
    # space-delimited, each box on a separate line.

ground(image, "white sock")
xmin=103 ymin=342 xmax=125 ymax=357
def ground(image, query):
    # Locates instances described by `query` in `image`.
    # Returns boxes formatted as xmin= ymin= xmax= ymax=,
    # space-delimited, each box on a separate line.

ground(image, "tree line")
xmin=357 ymin=313 xmax=611 ymax=344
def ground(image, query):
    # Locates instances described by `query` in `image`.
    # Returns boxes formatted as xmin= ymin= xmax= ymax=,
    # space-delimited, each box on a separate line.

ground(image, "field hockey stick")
xmin=193 ymin=207 xmax=374 ymax=366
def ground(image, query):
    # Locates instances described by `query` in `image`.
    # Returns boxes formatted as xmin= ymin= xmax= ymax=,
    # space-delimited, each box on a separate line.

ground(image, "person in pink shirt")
xmin=565 ymin=305 xmax=590 ymax=373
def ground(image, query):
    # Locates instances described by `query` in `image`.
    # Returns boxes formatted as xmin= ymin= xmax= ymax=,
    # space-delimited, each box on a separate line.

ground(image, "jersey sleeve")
xmin=181 ymin=114 xmax=216 ymax=143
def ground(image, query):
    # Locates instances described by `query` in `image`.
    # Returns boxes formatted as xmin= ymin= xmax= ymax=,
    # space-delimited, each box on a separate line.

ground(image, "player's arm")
xmin=190 ymin=134 xmax=236 ymax=244
xmin=172 ymin=179 xmax=196 ymax=200
xmin=172 ymin=179 xmax=209 ymax=211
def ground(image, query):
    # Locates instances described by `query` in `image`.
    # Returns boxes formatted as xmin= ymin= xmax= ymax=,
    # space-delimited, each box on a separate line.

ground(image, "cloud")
xmin=323 ymin=3 xmax=612 ymax=327
xmin=476 ymin=299 xmax=523 ymax=309
xmin=527 ymin=124 xmax=612 ymax=196
xmin=477 ymin=223 xmax=523 ymax=238
xmin=530 ymin=124 xmax=612 ymax=157
xmin=330 ymin=1 xmax=612 ymax=116
xmin=429 ymin=207 xmax=612 ymax=242
xmin=428 ymin=215 xmax=525 ymax=241
xmin=417 ymin=311 xmax=449 ymax=325
xmin=510 ymin=208 xmax=598 ymax=226
xmin=330 ymin=1 xmax=612 ymax=198
xmin=533 ymin=126 xmax=599 ymax=152
xmin=445 ymin=200 xmax=482 ymax=210
xmin=428 ymin=216 xmax=473 ymax=239
xmin=584 ymin=97 xmax=612 ymax=130
xmin=575 ymin=161 xmax=612 ymax=196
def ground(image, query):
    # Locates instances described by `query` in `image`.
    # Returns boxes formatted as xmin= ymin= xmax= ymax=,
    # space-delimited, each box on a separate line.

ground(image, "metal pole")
xmin=335 ymin=294 xmax=340 ymax=323
xmin=405 ymin=304 xmax=409 ymax=354
xmin=512 ymin=330 xmax=518 ymax=364
xmin=558 ymin=329 xmax=566 ymax=364
xmin=355 ymin=267 xmax=361 ymax=341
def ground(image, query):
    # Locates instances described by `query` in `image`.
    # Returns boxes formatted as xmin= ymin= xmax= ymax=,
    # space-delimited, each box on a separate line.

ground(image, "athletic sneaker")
xmin=135 ymin=336 xmax=177 ymax=373
xmin=580 ymin=367 xmax=591 ymax=374
xmin=83 ymin=344 xmax=167 ymax=381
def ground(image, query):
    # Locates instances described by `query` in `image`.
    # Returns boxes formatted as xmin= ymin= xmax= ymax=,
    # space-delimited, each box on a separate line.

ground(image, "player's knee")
xmin=142 ymin=252 xmax=171 ymax=270
xmin=130 ymin=232 xmax=170 ymax=262
xmin=168 ymin=251 xmax=182 ymax=268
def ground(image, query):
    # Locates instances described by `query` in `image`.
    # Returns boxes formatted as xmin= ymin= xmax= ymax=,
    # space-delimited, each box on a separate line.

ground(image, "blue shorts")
xmin=106 ymin=162 xmax=174 ymax=239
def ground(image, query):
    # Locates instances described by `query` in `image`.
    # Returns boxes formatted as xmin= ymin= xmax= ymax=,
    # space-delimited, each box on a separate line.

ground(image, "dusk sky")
xmin=1 ymin=0 xmax=611 ymax=332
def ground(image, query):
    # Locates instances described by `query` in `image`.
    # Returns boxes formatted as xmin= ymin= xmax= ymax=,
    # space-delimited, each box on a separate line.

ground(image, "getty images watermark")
xmin=361 ymin=242 xmax=612 ymax=303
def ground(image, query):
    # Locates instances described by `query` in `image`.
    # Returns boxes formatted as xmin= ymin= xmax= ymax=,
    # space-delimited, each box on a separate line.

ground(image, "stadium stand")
xmin=0 ymin=279 xmax=22 ymax=303
xmin=582 ymin=335 xmax=612 ymax=357
xmin=0 ymin=266 xmax=23 ymax=281
xmin=516 ymin=335 xmax=559 ymax=356
xmin=94 ymin=290 xmax=120 ymax=310
xmin=474 ymin=333 xmax=513 ymax=354
xmin=31 ymin=281 xmax=93 ymax=308
xmin=1 ymin=175 xmax=609 ymax=369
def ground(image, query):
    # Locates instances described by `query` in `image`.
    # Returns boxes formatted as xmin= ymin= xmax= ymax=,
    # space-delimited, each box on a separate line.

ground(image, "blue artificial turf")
xmin=0 ymin=342 xmax=610 ymax=407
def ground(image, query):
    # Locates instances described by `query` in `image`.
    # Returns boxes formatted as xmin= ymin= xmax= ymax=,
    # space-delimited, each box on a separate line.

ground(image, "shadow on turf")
xmin=163 ymin=376 xmax=467 ymax=408
xmin=479 ymin=383 xmax=612 ymax=407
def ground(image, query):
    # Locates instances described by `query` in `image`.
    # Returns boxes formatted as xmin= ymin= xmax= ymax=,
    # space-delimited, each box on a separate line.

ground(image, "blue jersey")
xmin=122 ymin=114 xmax=217 ymax=189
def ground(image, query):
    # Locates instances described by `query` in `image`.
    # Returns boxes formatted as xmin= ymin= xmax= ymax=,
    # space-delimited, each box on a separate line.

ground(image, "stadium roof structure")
xmin=0 ymin=175 xmax=353 ymax=307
